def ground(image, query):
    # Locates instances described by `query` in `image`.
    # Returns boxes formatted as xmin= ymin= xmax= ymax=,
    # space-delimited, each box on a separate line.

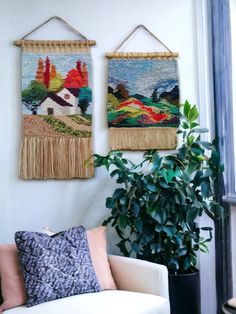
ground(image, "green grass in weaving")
xmin=42 ymin=115 xmax=91 ymax=138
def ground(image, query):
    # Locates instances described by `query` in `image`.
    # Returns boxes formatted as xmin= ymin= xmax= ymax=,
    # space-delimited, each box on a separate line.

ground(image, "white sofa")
xmin=4 ymin=255 xmax=170 ymax=314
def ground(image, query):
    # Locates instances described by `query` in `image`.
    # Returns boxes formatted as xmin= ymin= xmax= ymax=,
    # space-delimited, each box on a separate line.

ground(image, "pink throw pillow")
xmin=0 ymin=244 xmax=26 ymax=312
xmin=87 ymin=227 xmax=117 ymax=290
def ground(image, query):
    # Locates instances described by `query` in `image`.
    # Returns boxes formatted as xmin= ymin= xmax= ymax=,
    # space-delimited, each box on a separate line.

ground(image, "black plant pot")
xmin=169 ymin=270 xmax=201 ymax=314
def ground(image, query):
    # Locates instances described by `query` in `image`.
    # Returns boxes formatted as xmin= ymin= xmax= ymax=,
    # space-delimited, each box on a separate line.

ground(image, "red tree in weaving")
xmin=64 ymin=68 xmax=84 ymax=89
xmin=64 ymin=60 xmax=89 ymax=89
xmin=44 ymin=57 xmax=51 ymax=88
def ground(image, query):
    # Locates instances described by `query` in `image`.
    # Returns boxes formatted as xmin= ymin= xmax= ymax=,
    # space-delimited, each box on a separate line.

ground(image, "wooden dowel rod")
xmin=106 ymin=52 xmax=179 ymax=58
xmin=14 ymin=39 xmax=96 ymax=47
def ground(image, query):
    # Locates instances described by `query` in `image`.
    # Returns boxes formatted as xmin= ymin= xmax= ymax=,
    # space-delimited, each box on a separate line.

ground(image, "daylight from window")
xmin=231 ymin=0 xmax=236 ymax=191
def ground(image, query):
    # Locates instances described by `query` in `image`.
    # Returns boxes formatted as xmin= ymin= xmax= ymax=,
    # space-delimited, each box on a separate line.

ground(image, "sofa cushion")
xmin=0 ymin=226 xmax=116 ymax=312
xmin=15 ymin=226 xmax=100 ymax=307
xmin=4 ymin=290 xmax=170 ymax=314
xmin=87 ymin=227 xmax=116 ymax=290
xmin=0 ymin=245 xmax=26 ymax=312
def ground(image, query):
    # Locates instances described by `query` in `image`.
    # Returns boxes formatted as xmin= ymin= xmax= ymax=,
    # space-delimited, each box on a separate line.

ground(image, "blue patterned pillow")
xmin=15 ymin=226 xmax=101 ymax=307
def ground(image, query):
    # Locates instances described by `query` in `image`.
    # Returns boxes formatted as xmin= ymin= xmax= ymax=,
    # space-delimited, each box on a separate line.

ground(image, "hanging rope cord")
xmin=20 ymin=16 xmax=88 ymax=40
xmin=13 ymin=16 xmax=96 ymax=47
xmin=114 ymin=24 xmax=173 ymax=53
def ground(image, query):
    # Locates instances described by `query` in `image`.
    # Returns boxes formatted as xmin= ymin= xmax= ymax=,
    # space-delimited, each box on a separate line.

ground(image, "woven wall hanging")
xmin=106 ymin=25 xmax=180 ymax=150
xmin=14 ymin=17 xmax=96 ymax=179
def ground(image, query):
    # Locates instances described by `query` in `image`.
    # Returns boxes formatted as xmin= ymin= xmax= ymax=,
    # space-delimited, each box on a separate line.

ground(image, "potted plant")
xmin=93 ymin=101 xmax=224 ymax=314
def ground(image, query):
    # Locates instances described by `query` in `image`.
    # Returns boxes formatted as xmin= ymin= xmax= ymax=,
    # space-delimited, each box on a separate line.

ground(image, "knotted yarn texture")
xmin=19 ymin=41 xmax=94 ymax=179
xmin=106 ymin=55 xmax=180 ymax=150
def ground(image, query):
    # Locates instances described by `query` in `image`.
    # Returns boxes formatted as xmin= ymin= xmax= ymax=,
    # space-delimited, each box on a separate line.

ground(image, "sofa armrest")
xmin=108 ymin=255 xmax=169 ymax=299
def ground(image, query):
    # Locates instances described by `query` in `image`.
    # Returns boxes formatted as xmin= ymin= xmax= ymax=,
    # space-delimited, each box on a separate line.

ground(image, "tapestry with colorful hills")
xmin=20 ymin=52 xmax=93 ymax=179
xmin=107 ymin=58 xmax=180 ymax=150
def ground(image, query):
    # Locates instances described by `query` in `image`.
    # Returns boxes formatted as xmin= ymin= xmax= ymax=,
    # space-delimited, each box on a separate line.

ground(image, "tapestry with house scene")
xmin=107 ymin=57 xmax=180 ymax=150
xmin=20 ymin=49 xmax=93 ymax=179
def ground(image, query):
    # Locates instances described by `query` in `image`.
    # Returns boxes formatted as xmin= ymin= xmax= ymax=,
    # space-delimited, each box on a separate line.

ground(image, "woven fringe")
xmin=19 ymin=136 xmax=93 ymax=179
xmin=109 ymin=127 xmax=178 ymax=150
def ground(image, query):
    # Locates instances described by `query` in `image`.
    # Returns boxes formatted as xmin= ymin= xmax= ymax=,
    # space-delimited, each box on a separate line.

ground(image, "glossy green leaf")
xmin=163 ymin=226 xmax=177 ymax=237
xmin=146 ymin=182 xmax=157 ymax=192
xmin=178 ymin=145 xmax=187 ymax=160
xmin=181 ymin=121 xmax=189 ymax=129
xmin=132 ymin=203 xmax=140 ymax=216
xmin=110 ymin=169 xmax=120 ymax=177
xmin=186 ymin=207 xmax=199 ymax=223
xmin=106 ymin=197 xmax=114 ymax=209
xmin=113 ymin=188 xmax=126 ymax=198
xmin=178 ymin=247 xmax=188 ymax=256
xmin=135 ymin=218 xmax=143 ymax=233
xmin=197 ymin=141 xmax=212 ymax=150
xmin=118 ymin=215 xmax=128 ymax=230
xmin=190 ymin=122 xmax=199 ymax=129
xmin=131 ymin=242 xmax=141 ymax=254
xmin=152 ymin=153 xmax=162 ymax=172
xmin=159 ymin=181 xmax=169 ymax=188
xmin=188 ymin=105 xmax=199 ymax=122
xmin=114 ymin=155 xmax=126 ymax=170
xmin=183 ymin=255 xmax=191 ymax=271
xmin=183 ymin=100 xmax=191 ymax=118
xmin=201 ymin=181 xmax=210 ymax=198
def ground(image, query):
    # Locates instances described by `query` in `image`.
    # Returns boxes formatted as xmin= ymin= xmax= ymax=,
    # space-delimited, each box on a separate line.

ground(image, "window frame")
xmin=224 ymin=0 xmax=236 ymax=204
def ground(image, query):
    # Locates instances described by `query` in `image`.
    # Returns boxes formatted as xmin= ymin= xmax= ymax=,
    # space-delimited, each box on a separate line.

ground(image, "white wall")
xmin=0 ymin=0 xmax=214 ymax=313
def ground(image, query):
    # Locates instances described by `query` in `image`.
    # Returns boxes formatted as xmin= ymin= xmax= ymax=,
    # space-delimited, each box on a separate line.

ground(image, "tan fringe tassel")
xmin=19 ymin=136 xmax=93 ymax=179
xmin=109 ymin=127 xmax=178 ymax=150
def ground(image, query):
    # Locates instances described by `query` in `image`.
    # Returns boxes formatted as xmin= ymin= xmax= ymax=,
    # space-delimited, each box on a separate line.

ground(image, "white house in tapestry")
xmin=40 ymin=88 xmax=81 ymax=115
